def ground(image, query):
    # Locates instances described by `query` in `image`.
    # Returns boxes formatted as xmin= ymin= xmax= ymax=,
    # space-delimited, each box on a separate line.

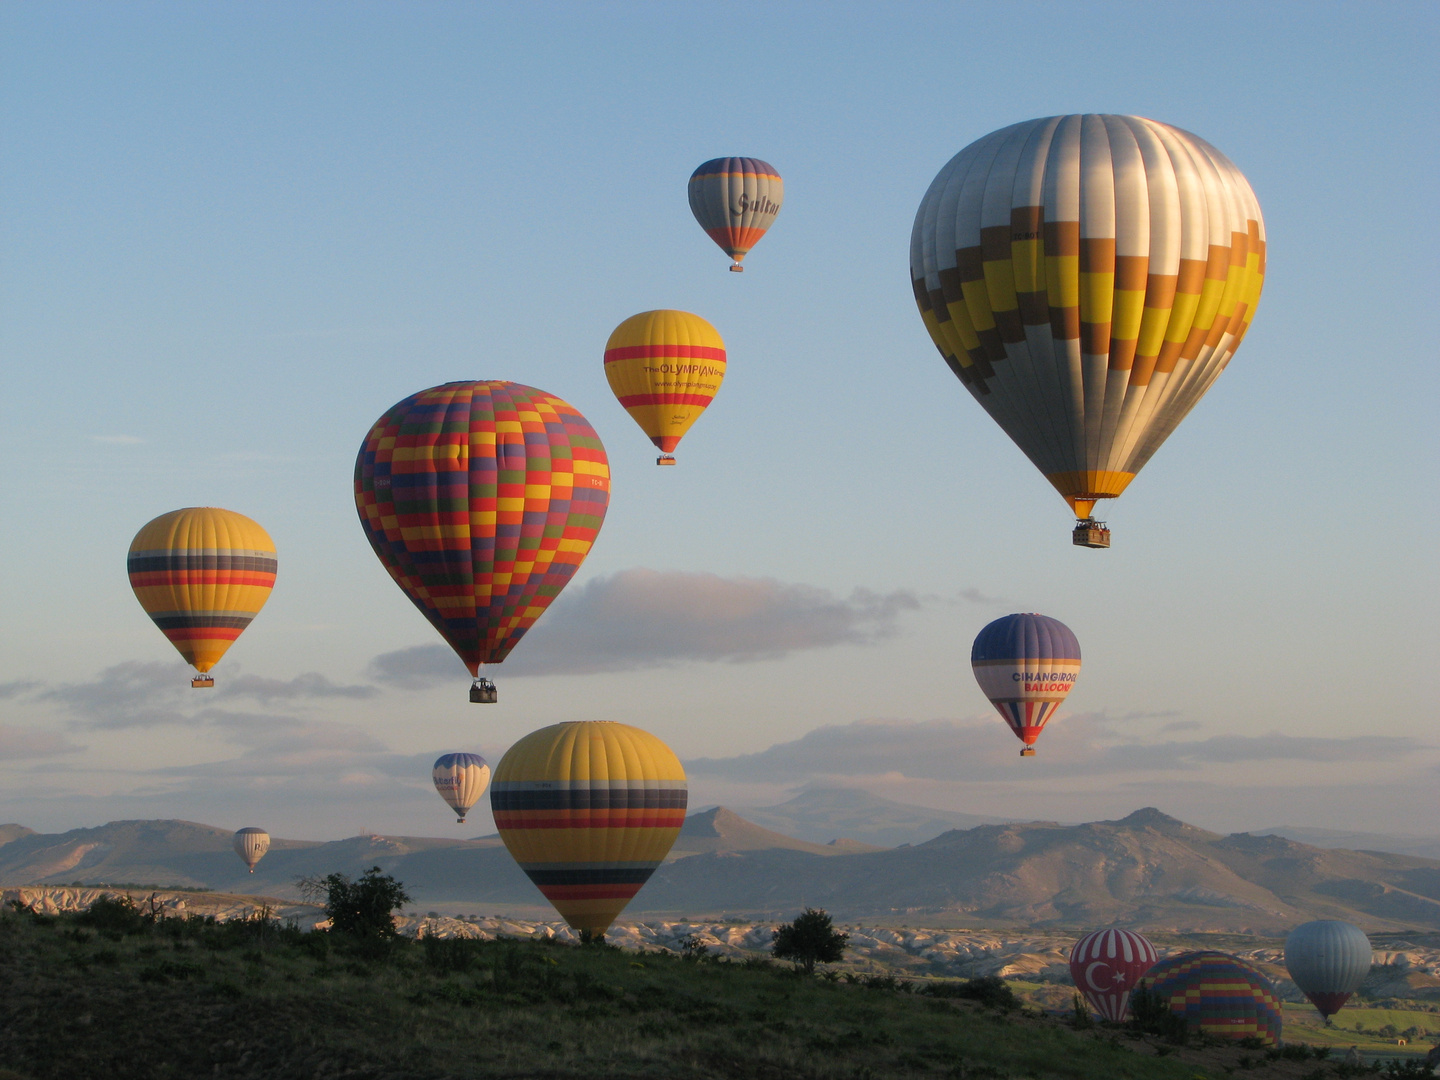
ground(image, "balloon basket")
xmin=1072 ymin=519 xmax=1110 ymax=548
xmin=656 ymin=455 xmax=676 ymax=466
xmin=729 ymin=264 xmax=744 ymax=273
xmin=191 ymin=676 xmax=215 ymax=688
xmin=1020 ymin=747 xmax=1036 ymax=757
xmin=470 ymin=678 xmax=497 ymax=704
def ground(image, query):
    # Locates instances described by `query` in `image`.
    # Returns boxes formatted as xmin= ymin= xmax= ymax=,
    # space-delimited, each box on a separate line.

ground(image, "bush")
xmin=76 ymin=894 xmax=148 ymax=936
xmin=922 ymin=976 xmax=1019 ymax=1012
xmin=1129 ymin=986 xmax=1189 ymax=1043
xmin=304 ymin=867 xmax=410 ymax=939
xmin=771 ymin=908 xmax=848 ymax=975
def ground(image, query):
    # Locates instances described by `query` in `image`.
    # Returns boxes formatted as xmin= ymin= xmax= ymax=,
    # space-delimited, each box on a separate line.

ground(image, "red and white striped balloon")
xmin=1069 ymin=929 xmax=1159 ymax=1021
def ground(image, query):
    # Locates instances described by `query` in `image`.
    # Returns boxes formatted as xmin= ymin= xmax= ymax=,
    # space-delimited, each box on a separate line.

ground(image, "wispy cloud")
xmin=369 ymin=569 xmax=925 ymax=686
xmin=0 ymin=681 xmax=42 ymax=701
xmin=0 ymin=724 xmax=85 ymax=760
xmin=218 ymin=673 xmax=376 ymax=703
xmin=41 ymin=662 xmax=378 ymax=728
xmin=685 ymin=716 xmax=1431 ymax=783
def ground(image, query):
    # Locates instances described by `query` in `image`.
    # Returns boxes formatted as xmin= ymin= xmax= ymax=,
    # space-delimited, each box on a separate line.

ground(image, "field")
xmin=0 ymin=902 xmax=1431 ymax=1080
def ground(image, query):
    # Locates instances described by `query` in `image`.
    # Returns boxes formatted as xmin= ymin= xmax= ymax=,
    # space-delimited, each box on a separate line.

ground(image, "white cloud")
xmin=369 ymin=568 xmax=925 ymax=686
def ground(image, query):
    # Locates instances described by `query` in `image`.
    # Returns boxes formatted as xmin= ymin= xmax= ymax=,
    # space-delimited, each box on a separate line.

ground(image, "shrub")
xmin=771 ymin=908 xmax=848 ymax=975
xmin=303 ymin=867 xmax=410 ymax=938
xmin=1129 ymin=986 xmax=1189 ymax=1043
xmin=76 ymin=894 xmax=148 ymax=935
xmin=922 ymin=975 xmax=1019 ymax=1012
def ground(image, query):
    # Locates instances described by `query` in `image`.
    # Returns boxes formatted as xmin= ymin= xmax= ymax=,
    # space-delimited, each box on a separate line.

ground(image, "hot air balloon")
xmin=604 ymin=310 xmax=726 ymax=465
xmin=1284 ymin=920 xmax=1372 ymax=1021
xmin=233 ymin=827 xmax=270 ymax=873
xmin=128 ymin=508 xmax=277 ymax=688
xmin=688 ymin=157 xmax=783 ymax=271
xmin=354 ymin=381 xmax=610 ymax=702
xmin=1069 ymin=928 xmax=1158 ymax=1021
xmin=491 ymin=721 xmax=686 ymax=938
xmin=1138 ymin=951 xmax=1283 ymax=1046
xmin=971 ymin=613 xmax=1080 ymax=756
xmin=910 ymin=115 xmax=1265 ymax=548
xmin=433 ymin=752 xmax=491 ymax=824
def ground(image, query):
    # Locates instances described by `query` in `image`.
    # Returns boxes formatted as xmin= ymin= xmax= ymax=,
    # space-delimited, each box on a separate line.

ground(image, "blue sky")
xmin=1 ymin=2 xmax=1435 ymax=841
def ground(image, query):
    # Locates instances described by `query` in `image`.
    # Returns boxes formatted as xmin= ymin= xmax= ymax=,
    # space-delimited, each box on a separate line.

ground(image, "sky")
xmin=1 ymin=1 xmax=1436 ymax=843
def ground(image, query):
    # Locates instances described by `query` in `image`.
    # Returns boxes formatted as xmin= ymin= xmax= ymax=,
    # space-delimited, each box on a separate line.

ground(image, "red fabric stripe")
xmin=494 ymin=812 xmax=686 ymax=829
xmin=603 ymin=345 xmax=726 ymax=363
xmin=617 ymin=393 xmax=715 ymax=408
xmin=163 ymin=628 xmax=242 ymax=642
xmin=129 ymin=572 xmax=276 ymax=587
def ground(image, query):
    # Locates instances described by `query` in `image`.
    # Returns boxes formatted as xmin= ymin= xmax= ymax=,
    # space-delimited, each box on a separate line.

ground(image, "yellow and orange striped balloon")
xmin=127 ymin=507 xmax=277 ymax=681
xmin=491 ymin=721 xmax=687 ymax=937
xmin=603 ymin=310 xmax=726 ymax=462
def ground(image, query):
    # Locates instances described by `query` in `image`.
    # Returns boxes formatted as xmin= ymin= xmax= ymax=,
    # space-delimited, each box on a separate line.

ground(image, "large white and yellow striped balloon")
xmin=910 ymin=115 xmax=1264 ymax=526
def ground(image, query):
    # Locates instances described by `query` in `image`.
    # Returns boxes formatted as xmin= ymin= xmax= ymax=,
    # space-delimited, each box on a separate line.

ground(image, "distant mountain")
xmin=670 ymin=807 xmax=884 ymax=859
xmin=8 ymin=809 xmax=1440 ymax=933
xmin=638 ymin=807 xmax=1440 ymax=932
xmin=0 ymin=825 xmax=35 ymax=847
xmin=1257 ymin=825 xmax=1440 ymax=862
xmin=738 ymin=787 xmax=1009 ymax=847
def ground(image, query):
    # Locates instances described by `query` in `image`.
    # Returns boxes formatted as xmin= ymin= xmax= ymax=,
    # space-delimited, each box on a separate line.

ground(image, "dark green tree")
xmin=771 ymin=907 xmax=848 ymax=975
xmin=303 ymin=866 xmax=411 ymax=938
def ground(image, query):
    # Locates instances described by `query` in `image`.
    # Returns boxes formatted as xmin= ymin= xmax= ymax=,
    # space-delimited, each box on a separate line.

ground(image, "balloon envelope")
xmin=1069 ymin=928 xmax=1158 ymax=1021
xmin=354 ymin=381 xmax=610 ymax=677
xmin=1139 ymin=950 xmax=1282 ymax=1045
xmin=1284 ymin=920 xmax=1372 ymax=1018
xmin=128 ymin=508 xmax=277 ymax=675
xmin=604 ymin=310 xmax=726 ymax=456
xmin=433 ymin=752 xmax=492 ymax=823
xmin=688 ymin=157 xmax=782 ymax=268
xmin=910 ymin=115 xmax=1265 ymax=521
xmin=233 ymin=827 xmax=270 ymax=872
xmin=971 ymin=613 xmax=1081 ymax=748
xmin=491 ymin=721 xmax=687 ymax=936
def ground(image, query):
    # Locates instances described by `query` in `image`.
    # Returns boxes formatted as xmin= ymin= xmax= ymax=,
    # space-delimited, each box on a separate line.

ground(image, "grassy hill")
xmin=0 ymin=901 xmax=1374 ymax=1080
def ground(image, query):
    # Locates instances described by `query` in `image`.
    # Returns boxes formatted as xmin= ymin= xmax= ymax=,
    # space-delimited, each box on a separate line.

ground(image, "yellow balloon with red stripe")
xmin=491 ymin=721 xmax=687 ymax=937
xmin=127 ymin=507 xmax=277 ymax=682
xmin=603 ymin=310 xmax=726 ymax=462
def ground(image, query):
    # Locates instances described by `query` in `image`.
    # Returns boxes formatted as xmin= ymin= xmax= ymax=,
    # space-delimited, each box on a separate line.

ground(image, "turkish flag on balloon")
xmin=1069 ymin=929 xmax=1160 ymax=1022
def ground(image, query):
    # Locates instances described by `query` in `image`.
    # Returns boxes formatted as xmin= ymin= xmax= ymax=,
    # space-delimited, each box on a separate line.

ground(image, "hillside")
xmin=669 ymin=807 xmax=882 ymax=858
xmin=738 ymin=787 xmax=1009 ymax=846
xmin=5 ymin=808 xmax=1440 ymax=932
xmin=0 ymin=902 xmax=1336 ymax=1080
xmin=640 ymin=808 xmax=1440 ymax=932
